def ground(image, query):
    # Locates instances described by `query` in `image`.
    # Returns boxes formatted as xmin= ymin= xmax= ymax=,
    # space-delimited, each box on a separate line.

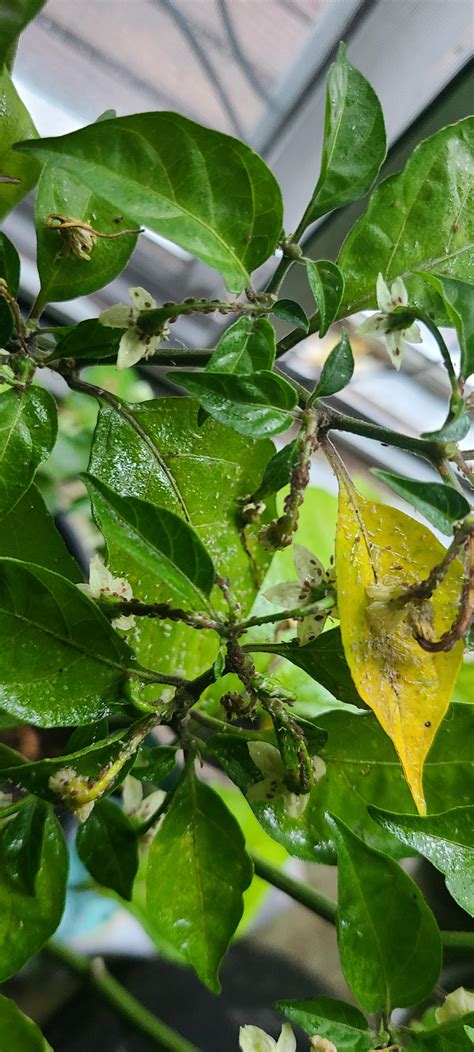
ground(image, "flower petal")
xmin=384 ymin=330 xmax=406 ymax=370
xmin=239 ymin=1025 xmax=276 ymax=1052
xmin=99 ymin=304 xmax=132 ymax=329
xmin=129 ymin=286 xmax=156 ymax=312
xmin=293 ymin=544 xmax=324 ymax=584
xmin=390 ymin=275 xmax=409 ymax=307
xmin=297 ymin=613 xmax=327 ymax=645
xmin=248 ymin=741 xmax=286 ymax=780
xmin=286 ymin=793 xmax=309 ymax=819
xmin=376 ymin=273 xmax=392 ymax=313
xmin=122 ymin=774 xmax=143 ymax=816
xmin=112 ymin=614 xmax=136 ymax=631
xmin=264 ymin=582 xmax=302 ymax=607
xmin=138 ymin=788 xmax=166 ymax=823
xmin=117 ymin=329 xmax=147 ymax=370
xmin=276 ymin=1024 xmax=297 ymax=1052
xmin=404 ymin=321 xmax=422 ymax=344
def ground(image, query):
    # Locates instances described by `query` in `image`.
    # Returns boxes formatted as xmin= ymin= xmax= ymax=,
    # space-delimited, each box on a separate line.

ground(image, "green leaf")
xmin=0 ymin=1 xmax=46 ymax=67
xmin=338 ymin=117 xmax=474 ymax=318
xmin=0 ymin=386 xmax=57 ymax=514
xmin=313 ymin=331 xmax=354 ymax=397
xmin=306 ymin=260 xmax=345 ymax=337
xmin=0 ymin=807 xmax=67 ymax=981
xmin=0 ymin=231 xmax=20 ymax=345
xmin=371 ymin=470 xmax=471 ymax=535
xmin=370 ymin=805 xmax=474 ymax=916
xmin=89 ymin=397 xmax=276 ymax=689
xmin=422 ymin=403 xmax=471 ymax=442
xmin=329 ymin=815 xmax=442 ymax=1013
xmin=418 ymin=272 xmax=474 ymax=380
xmin=84 ymin=474 xmax=215 ymax=607
xmin=0 ymin=721 xmax=144 ymax=802
xmin=0 ymin=484 xmax=81 ymax=581
xmin=35 ymin=165 xmax=139 ymax=307
xmin=207 ymin=316 xmax=276 ymax=375
xmin=0 ymin=993 xmax=53 ymax=1052
xmin=146 ymin=764 xmax=253 ymax=991
xmin=250 ymin=438 xmax=301 ymax=502
xmin=0 ymin=558 xmax=136 ymax=726
xmin=272 ymin=300 xmax=309 ymax=332
xmin=277 ymin=996 xmax=374 ymax=1051
xmin=408 ymin=1014 xmax=474 ymax=1052
xmin=1 ymin=798 xmax=48 ymax=895
xmin=306 ymin=43 xmax=386 ymax=225
xmin=76 ymin=798 xmax=139 ymax=900
xmin=252 ymin=626 xmax=366 ymax=709
xmin=49 ymin=318 xmax=122 ymax=364
xmin=16 ymin=113 xmax=283 ymax=292
xmin=133 ymin=745 xmax=176 ymax=784
xmin=171 ymin=370 xmax=298 ymax=439
xmin=0 ymin=68 xmax=40 ymax=220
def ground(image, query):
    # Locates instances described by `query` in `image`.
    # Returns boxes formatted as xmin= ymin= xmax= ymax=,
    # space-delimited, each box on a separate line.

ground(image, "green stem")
xmin=190 ymin=710 xmax=265 ymax=739
xmin=235 ymin=594 xmax=335 ymax=634
xmin=137 ymin=297 xmax=270 ymax=336
xmin=251 ymin=855 xmax=474 ymax=956
xmin=318 ymin=407 xmax=443 ymax=464
xmin=265 ymin=207 xmax=314 ymax=297
xmin=45 ymin=941 xmax=198 ymax=1052
xmin=104 ymin=598 xmax=222 ymax=633
xmin=411 ymin=308 xmax=462 ymax=404
xmin=0 ymin=793 xmax=35 ymax=817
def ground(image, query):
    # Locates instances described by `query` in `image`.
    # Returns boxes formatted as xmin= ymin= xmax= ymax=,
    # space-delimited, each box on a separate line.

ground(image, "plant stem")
xmin=105 ymin=598 xmax=222 ymax=633
xmin=0 ymin=793 xmax=35 ymax=817
xmin=190 ymin=709 xmax=265 ymax=739
xmin=235 ymin=594 xmax=335 ymax=634
xmin=251 ymin=856 xmax=474 ymax=956
xmin=137 ymin=297 xmax=271 ymax=335
xmin=411 ymin=308 xmax=462 ymax=404
xmin=318 ymin=407 xmax=443 ymax=464
xmin=251 ymin=854 xmax=337 ymax=924
xmin=45 ymin=940 xmax=198 ymax=1052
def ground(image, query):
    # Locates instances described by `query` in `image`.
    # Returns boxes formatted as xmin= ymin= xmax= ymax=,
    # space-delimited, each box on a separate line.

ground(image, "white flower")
xmin=239 ymin=1023 xmax=296 ymax=1052
xmin=265 ymin=544 xmax=328 ymax=645
xmin=310 ymin=1038 xmax=337 ymax=1052
xmin=122 ymin=775 xmax=166 ymax=843
xmin=100 ymin=287 xmax=166 ymax=370
xmin=359 ymin=273 xmax=422 ymax=370
xmin=77 ymin=555 xmax=135 ymax=631
xmin=246 ymin=741 xmax=311 ymax=819
xmin=435 ymin=987 xmax=474 ymax=1025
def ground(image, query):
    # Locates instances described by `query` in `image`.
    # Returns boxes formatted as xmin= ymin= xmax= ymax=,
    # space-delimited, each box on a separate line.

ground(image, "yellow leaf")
xmin=336 ymin=480 xmax=464 ymax=813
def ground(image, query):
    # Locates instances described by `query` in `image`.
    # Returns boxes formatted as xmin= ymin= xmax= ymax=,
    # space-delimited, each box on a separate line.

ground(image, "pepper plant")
xmin=0 ymin=5 xmax=473 ymax=1051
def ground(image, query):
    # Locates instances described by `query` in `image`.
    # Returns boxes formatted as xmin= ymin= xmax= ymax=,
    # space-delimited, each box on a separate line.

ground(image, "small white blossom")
xmin=239 ymin=1022 xmax=296 ymax=1052
xmin=310 ymin=1038 xmax=337 ymax=1052
xmin=122 ymin=775 xmax=166 ymax=844
xmin=436 ymin=988 xmax=474 ymax=1025
xmin=359 ymin=273 xmax=422 ymax=370
xmin=265 ymin=545 xmax=328 ymax=644
xmin=246 ymin=741 xmax=311 ymax=819
xmin=100 ymin=287 xmax=167 ymax=370
xmin=77 ymin=555 xmax=135 ymax=631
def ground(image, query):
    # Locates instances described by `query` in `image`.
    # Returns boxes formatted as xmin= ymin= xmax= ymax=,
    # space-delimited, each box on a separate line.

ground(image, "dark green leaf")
xmin=408 ymin=1014 xmax=474 ymax=1052
xmin=251 ymin=438 xmax=300 ymax=502
xmin=0 ymin=68 xmax=40 ymax=220
xmin=272 ymin=300 xmax=309 ymax=332
xmin=171 ymin=370 xmax=298 ymax=439
xmin=0 ymin=386 xmax=57 ymax=514
xmin=0 ymin=231 xmax=20 ymax=345
xmin=65 ymin=718 xmax=110 ymax=753
xmin=207 ymin=316 xmax=276 ymax=374
xmin=146 ymin=764 xmax=253 ymax=991
xmin=306 ymin=43 xmax=386 ymax=225
xmin=418 ymin=272 xmax=474 ymax=380
xmin=0 ymin=1 xmax=46 ymax=67
xmin=338 ymin=118 xmax=474 ymax=318
xmin=0 ymin=558 xmax=136 ymax=726
xmin=277 ymin=996 xmax=374 ymax=1051
xmin=49 ymin=318 xmax=129 ymax=364
xmin=84 ymin=475 xmax=215 ymax=607
xmin=133 ymin=745 xmax=176 ymax=784
xmin=0 ymin=993 xmax=52 ymax=1051
xmin=0 ymin=807 xmax=67 ymax=981
xmin=35 ymin=165 xmax=139 ymax=306
xmin=306 ymin=260 xmax=345 ymax=337
xmin=0 ymin=484 xmax=81 ymax=581
xmin=1 ymin=798 xmax=48 ymax=895
xmin=16 ymin=113 xmax=283 ymax=292
xmin=313 ymin=331 xmax=354 ymax=397
xmin=371 ymin=470 xmax=471 ymax=535
xmin=329 ymin=815 xmax=442 ymax=1013
xmin=0 ymin=721 xmax=144 ymax=802
xmin=76 ymin=798 xmax=138 ymax=900
xmin=370 ymin=805 xmax=474 ymax=916
xmin=89 ymin=397 xmax=276 ymax=689
xmin=252 ymin=626 xmax=365 ymax=708
xmin=422 ymin=403 xmax=471 ymax=442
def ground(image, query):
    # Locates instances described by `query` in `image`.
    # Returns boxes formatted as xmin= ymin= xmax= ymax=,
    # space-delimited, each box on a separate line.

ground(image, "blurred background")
xmin=1 ymin=1 xmax=473 ymax=1049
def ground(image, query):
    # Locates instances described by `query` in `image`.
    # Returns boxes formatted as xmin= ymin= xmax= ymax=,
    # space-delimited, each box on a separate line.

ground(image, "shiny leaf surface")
xmin=0 ymin=994 xmax=52 ymax=1052
xmin=76 ymin=798 xmax=139 ymax=900
xmin=418 ymin=272 xmax=474 ymax=380
xmin=313 ymin=331 xmax=354 ymax=396
xmin=1 ymin=798 xmax=48 ymax=895
xmin=277 ymin=996 xmax=374 ymax=1050
xmin=0 ymin=484 xmax=81 ymax=581
xmin=306 ymin=260 xmax=345 ymax=337
xmin=207 ymin=316 xmax=276 ymax=374
xmin=171 ymin=370 xmax=298 ymax=438
xmin=0 ymin=386 xmax=57 ymax=514
xmin=0 ymin=1 xmax=46 ymax=66
xmin=0 ymin=231 xmax=20 ymax=344
xmin=0 ymin=68 xmax=40 ymax=220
